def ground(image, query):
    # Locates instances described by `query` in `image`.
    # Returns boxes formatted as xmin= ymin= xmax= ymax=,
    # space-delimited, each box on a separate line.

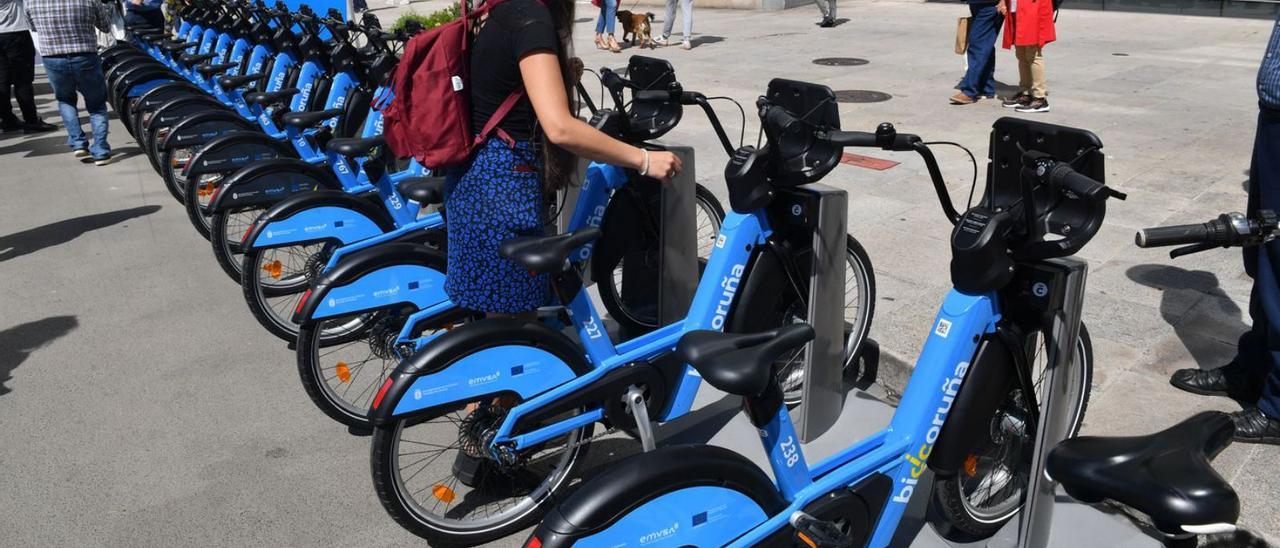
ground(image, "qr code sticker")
xmin=935 ymin=319 xmax=952 ymax=338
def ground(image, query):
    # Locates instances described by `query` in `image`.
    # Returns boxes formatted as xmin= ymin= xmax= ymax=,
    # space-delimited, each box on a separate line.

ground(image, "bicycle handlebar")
xmin=1137 ymin=211 xmax=1278 ymax=258
xmin=592 ymin=67 xmax=737 ymax=156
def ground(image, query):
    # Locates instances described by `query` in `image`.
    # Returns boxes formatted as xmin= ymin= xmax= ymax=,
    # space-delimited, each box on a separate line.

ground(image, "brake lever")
xmin=1169 ymin=242 xmax=1219 ymax=260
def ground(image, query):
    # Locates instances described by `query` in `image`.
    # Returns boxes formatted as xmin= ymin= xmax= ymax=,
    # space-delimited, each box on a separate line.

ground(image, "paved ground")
xmin=1 ymin=0 xmax=1278 ymax=546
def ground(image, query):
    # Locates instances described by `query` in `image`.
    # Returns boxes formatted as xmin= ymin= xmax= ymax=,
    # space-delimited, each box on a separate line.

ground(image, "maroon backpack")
xmin=381 ymin=0 xmax=525 ymax=168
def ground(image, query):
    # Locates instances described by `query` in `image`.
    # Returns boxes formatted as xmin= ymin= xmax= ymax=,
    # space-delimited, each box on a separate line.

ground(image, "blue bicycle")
xmin=287 ymin=57 xmax=762 ymax=428
xmin=360 ymin=79 xmax=888 ymax=545
xmin=519 ymin=79 xmax=1125 ymax=547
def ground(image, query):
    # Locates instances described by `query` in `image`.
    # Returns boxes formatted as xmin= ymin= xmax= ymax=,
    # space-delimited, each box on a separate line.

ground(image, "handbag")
xmin=955 ymin=16 xmax=971 ymax=55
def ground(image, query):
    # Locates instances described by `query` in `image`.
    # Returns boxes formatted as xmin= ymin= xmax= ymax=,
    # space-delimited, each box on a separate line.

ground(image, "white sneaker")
xmin=653 ymin=35 xmax=670 ymax=47
xmin=73 ymin=148 xmax=90 ymax=158
xmin=681 ymin=39 xmax=692 ymax=50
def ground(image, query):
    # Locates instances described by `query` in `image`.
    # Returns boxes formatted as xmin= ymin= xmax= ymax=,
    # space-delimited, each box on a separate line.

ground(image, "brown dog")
xmin=617 ymin=10 xmax=656 ymax=49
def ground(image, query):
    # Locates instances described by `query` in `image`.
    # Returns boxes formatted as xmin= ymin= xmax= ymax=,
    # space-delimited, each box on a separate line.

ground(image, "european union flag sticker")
xmin=511 ymin=365 xmax=524 ymax=376
xmin=334 ymin=220 xmax=344 ymax=228
xmin=692 ymin=512 xmax=708 ymax=527
xmin=408 ymin=281 xmax=420 ymax=290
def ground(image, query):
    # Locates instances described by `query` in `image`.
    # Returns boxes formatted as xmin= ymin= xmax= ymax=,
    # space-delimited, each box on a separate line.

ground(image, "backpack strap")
xmin=475 ymin=87 xmax=525 ymax=147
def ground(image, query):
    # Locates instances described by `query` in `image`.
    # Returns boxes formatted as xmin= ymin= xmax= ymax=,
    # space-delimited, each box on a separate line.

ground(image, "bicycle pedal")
xmin=790 ymin=512 xmax=854 ymax=548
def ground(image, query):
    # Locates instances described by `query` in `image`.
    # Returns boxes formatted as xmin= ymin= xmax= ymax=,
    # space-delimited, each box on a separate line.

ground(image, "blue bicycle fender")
xmin=389 ymin=345 xmax=579 ymax=418
xmin=249 ymin=206 xmax=384 ymax=249
xmin=308 ymin=264 xmax=448 ymax=321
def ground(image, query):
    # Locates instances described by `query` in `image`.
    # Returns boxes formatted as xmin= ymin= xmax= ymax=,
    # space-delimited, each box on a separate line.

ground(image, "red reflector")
xmin=241 ymin=224 xmax=255 ymax=245
xmin=524 ymin=536 xmax=542 ymax=548
xmin=372 ymin=378 xmax=394 ymax=410
xmin=840 ymin=152 xmax=899 ymax=171
xmin=295 ymin=288 xmax=312 ymax=315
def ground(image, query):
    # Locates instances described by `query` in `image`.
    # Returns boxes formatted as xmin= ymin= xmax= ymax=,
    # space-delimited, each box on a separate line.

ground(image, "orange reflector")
xmin=197 ymin=182 xmax=215 ymax=197
xmin=963 ymin=454 xmax=979 ymax=477
xmin=335 ymin=362 xmax=351 ymax=383
xmin=797 ymin=531 xmax=817 ymax=548
xmin=371 ymin=377 xmax=393 ymax=410
xmin=525 ymin=537 xmax=543 ymax=548
xmin=262 ymin=260 xmax=283 ymax=279
xmin=432 ymin=484 xmax=456 ymax=503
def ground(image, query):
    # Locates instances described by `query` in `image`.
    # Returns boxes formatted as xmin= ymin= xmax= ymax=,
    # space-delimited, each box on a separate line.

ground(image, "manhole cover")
xmin=833 ymin=90 xmax=892 ymax=103
xmin=813 ymin=57 xmax=869 ymax=67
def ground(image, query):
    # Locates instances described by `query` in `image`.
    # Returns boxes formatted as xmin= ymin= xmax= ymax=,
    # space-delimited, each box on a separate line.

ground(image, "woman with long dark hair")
xmin=444 ymin=0 xmax=681 ymax=317
xmin=376 ymin=3 xmax=685 ymax=542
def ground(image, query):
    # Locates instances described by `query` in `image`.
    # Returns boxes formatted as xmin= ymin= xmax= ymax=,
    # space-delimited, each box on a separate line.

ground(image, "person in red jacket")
xmin=998 ymin=0 xmax=1054 ymax=113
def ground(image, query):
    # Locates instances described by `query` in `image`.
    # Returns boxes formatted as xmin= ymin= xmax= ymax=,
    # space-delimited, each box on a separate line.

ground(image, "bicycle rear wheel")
xmin=370 ymin=398 xmax=591 ymax=545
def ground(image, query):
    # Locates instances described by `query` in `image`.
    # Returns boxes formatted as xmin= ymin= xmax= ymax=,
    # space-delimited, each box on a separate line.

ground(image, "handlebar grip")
xmin=826 ymin=130 xmax=878 ymax=147
xmin=633 ymin=90 xmax=671 ymax=103
xmin=1049 ymin=163 xmax=1124 ymax=201
xmin=1135 ymin=223 xmax=1210 ymax=248
xmin=763 ymin=106 xmax=799 ymax=132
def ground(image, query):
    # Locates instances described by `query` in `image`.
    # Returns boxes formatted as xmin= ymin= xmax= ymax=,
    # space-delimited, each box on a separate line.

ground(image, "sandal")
xmin=607 ymin=35 xmax=622 ymax=53
xmin=594 ymin=34 xmax=607 ymax=50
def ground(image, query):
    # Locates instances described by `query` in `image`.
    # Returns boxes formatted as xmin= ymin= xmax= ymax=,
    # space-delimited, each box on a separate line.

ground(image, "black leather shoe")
xmin=818 ymin=17 xmax=836 ymax=28
xmin=22 ymin=120 xmax=56 ymax=134
xmin=1170 ymin=365 xmax=1262 ymax=404
xmin=1229 ymin=408 xmax=1280 ymax=445
xmin=1 ymin=119 xmax=20 ymax=132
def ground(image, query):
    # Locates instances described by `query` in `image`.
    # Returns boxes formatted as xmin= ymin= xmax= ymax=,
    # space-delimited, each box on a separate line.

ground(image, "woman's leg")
xmin=681 ymin=0 xmax=693 ymax=41
xmin=663 ymin=0 xmax=679 ymax=39
xmin=605 ymin=0 xmax=618 ymax=35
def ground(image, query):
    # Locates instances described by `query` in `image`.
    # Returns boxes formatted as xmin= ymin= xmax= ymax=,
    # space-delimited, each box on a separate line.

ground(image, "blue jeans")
xmin=1240 ymin=106 xmax=1280 ymax=419
xmin=596 ymin=0 xmax=617 ymax=35
xmin=43 ymin=53 xmax=110 ymax=158
xmin=958 ymin=2 xmax=1002 ymax=98
xmin=662 ymin=0 xmax=693 ymax=40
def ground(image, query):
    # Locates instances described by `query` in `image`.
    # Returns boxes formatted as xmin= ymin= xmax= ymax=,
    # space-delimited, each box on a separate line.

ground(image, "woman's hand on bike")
xmin=645 ymin=150 xmax=683 ymax=184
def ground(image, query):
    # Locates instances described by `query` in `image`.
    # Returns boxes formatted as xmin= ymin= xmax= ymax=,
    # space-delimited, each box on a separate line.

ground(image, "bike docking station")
xmin=650 ymin=122 xmax=1168 ymax=547
xmin=654 ymin=179 xmax=855 ymax=450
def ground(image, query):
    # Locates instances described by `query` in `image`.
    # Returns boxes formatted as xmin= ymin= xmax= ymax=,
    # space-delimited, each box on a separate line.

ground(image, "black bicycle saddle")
xmin=327 ymin=135 xmax=384 ymax=157
xmin=282 ymin=108 xmax=341 ymax=129
xmin=498 ymin=228 xmax=602 ymax=275
xmin=396 ymin=177 xmax=447 ymax=206
xmin=676 ymin=324 xmax=815 ymax=397
xmin=217 ymin=74 xmax=263 ymax=90
xmin=244 ymin=88 xmax=299 ymax=106
xmin=1047 ymin=411 xmax=1239 ymax=536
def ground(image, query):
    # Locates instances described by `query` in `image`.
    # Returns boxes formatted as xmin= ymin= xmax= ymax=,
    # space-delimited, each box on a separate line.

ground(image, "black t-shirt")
xmin=470 ymin=0 xmax=558 ymax=142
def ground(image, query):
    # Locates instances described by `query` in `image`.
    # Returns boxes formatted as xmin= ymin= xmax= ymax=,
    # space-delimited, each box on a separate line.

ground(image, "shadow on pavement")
xmin=0 ymin=134 xmax=72 ymax=158
xmin=0 ymin=204 xmax=161 ymax=263
xmin=689 ymin=35 xmax=725 ymax=48
xmin=0 ymin=315 xmax=78 ymax=396
xmin=1126 ymin=264 xmax=1246 ymax=368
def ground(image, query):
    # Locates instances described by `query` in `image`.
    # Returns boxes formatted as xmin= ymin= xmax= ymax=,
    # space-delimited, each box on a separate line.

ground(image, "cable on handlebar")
xmin=922 ymin=141 xmax=979 ymax=210
xmin=704 ymin=96 xmax=747 ymax=149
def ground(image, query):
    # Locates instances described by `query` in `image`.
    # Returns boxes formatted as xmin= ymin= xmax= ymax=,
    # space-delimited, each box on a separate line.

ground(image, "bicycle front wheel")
xmin=933 ymin=323 xmax=1093 ymax=537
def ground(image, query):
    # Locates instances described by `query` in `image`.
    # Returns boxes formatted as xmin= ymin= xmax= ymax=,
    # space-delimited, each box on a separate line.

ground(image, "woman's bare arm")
xmin=520 ymin=51 xmax=682 ymax=182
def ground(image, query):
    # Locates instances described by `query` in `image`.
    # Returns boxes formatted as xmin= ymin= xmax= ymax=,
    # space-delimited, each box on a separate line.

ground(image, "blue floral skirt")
xmin=443 ymin=139 xmax=550 ymax=314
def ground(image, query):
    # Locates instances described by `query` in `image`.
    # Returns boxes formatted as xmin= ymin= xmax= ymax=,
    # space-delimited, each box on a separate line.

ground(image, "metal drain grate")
xmin=812 ymin=57 xmax=869 ymax=67
xmin=833 ymin=90 xmax=892 ymax=103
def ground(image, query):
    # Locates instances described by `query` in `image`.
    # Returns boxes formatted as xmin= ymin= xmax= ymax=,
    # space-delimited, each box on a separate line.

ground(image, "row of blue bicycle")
xmin=101 ymin=1 xmax=1253 ymax=546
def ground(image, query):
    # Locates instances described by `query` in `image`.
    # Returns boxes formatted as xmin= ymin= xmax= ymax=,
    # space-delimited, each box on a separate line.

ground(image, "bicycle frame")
xmin=386 ymin=206 xmax=774 ymax=446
